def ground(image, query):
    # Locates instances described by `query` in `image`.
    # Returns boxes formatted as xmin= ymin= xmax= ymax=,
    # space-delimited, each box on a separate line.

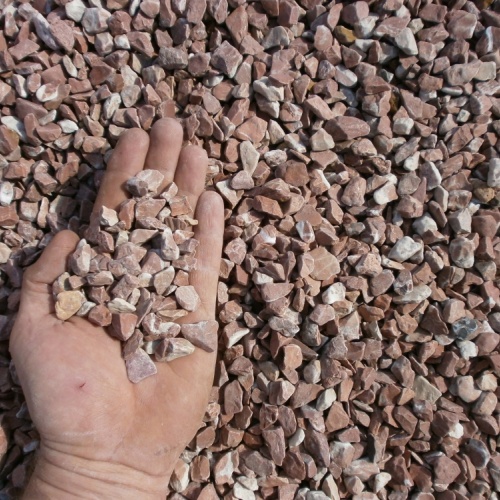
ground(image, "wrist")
xmin=24 ymin=445 xmax=169 ymax=499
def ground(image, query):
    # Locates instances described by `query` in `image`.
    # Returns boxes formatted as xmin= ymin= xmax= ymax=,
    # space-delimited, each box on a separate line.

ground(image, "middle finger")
xmin=93 ymin=128 xmax=150 ymax=214
xmin=173 ymin=145 xmax=209 ymax=216
xmin=143 ymin=118 xmax=184 ymax=191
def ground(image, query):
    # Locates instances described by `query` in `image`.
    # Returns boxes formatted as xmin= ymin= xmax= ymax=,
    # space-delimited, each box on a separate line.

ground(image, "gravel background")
xmin=0 ymin=0 xmax=500 ymax=498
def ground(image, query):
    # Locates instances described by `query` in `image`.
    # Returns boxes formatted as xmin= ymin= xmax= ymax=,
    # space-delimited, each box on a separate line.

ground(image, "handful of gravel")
xmin=52 ymin=169 xmax=218 ymax=383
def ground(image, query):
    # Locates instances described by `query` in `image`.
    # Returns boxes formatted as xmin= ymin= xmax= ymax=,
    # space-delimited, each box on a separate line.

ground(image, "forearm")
xmin=24 ymin=446 xmax=168 ymax=499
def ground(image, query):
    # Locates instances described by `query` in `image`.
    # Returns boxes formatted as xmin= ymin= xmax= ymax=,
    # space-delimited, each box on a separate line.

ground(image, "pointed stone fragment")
xmin=55 ymin=291 xmax=85 ymax=320
xmin=126 ymin=348 xmax=157 ymax=383
xmin=111 ymin=313 xmax=138 ymax=341
xmin=155 ymin=337 xmax=195 ymax=362
xmin=181 ymin=320 xmax=219 ymax=352
xmin=175 ymin=285 xmax=201 ymax=311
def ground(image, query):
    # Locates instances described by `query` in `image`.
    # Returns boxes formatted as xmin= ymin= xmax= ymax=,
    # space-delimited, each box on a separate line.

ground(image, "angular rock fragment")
xmin=155 ymin=338 xmax=195 ymax=362
xmin=175 ymin=286 xmax=201 ymax=312
xmin=126 ymin=169 xmax=164 ymax=197
xmin=211 ymin=41 xmax=243 ymax=78
xmin=181 ymin=320 xmax=219 ymax=352
xmin=309 ymin=248 xmax=340 ymax=281
xmin=55 ymin=291 xmax=85 ymax=321
xmin=126 ymin=348 xmax=157 ymax=384
xmin=388 ymin=236 xmax=422 ymax=262
xmin=111 ymin=313 xmax=137 ymax=341
xmin=325 ymin=116 xmax=370 ymax=141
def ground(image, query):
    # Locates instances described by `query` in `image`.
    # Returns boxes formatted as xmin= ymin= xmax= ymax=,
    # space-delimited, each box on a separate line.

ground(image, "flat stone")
xmin=322 ymin=282 xmax=346 ymax=304
xmin=0 ymin=125 xmax=19 ymax=155
xmin=262 ymin=427 xmax=286 ymax=466
xmin=158 ymin=47 xmax=188 ymax=70
xmin=50 ymin=20 xmax=75 ymax=52
xmin=88 ymin=304 xmax=112 ymax=326
xmin=305 ymin=95 xmax=334 ymax=120
xmin=392 ymin=285 xmax=432 ymax=304
xmin=447 ymin=11 xmax=477 ymax=40
xmin=253 ymin=77 xmax=284 ymax=102
xmin=262 ymin=26 xmax=290 ymax=49
xmin=160 ymin=228 xmax=180 ymax=261
xmin=431 ymin=455 xmax=461 ymax=487
xmin=126 ymin=169 xmax=165 ymax=196
xmin=444 ymin=60 xmax=481 ymax=86
xmin=259 ymin=283 xmax=294 ymax=302
xmin=465 ymin=439 xmax=491 ymax=470
xmin=309 ymin=304 xmax=335 ymax=326
xmin=310 ymin=129 xmax=334 ymax=151
xmin=231 ymin=171 xmax=254 ymax=190
xmin=234 ymin=116 xmax=267 ymax=143
xmin=32 ymin=13 xmax=59 ymax=50
xmin=341 ymin=176 xmax=366 ymax=207
xmin=450 ymin=317 xmax=478 ymax=341
xmin=69 ymin=240 xmax=92 ymax=276
xmin=240 ymin=141 xmax=259 ymax=174
xmin=65 ymin=0 xmax=86 ymax=21
xmin=326 ymin=402 xmax=350 ymax=432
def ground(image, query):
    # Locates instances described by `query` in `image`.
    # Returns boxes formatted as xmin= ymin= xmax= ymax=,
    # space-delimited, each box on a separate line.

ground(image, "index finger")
xmin=93 ymin=128 xmax=150 ymax=214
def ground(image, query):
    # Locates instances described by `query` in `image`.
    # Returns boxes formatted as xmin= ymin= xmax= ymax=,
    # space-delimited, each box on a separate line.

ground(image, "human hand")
xmin=9 ymin=119 xmax=224 ymax=499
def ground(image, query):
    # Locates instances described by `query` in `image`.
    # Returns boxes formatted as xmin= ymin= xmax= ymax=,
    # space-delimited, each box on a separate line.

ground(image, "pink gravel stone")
xmin=125 ymin=348 xmax=158 ymax=383
xmin=325 ymin=116 xmax=370 ymax=141
xmin=175 ymin=285 xmax=201 ymax=312
xmin=181 ymin=320 xmax=219 ymax=352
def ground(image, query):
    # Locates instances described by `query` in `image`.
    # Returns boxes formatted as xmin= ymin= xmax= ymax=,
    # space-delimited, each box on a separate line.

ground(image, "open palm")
xmin=9 ymin=119 xmax=224 ymax=497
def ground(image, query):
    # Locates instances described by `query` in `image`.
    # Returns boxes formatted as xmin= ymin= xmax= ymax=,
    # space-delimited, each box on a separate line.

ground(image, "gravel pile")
xmin=0 ymin=0 xmax=500 ymax=498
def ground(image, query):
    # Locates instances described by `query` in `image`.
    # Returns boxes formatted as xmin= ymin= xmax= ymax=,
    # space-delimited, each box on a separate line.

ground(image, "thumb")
xmin=19 ymin=230 xmax=80 ymax=318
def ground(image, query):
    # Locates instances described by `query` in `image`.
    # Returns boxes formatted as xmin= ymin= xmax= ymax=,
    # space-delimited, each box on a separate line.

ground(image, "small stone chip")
xmin=175 ymin=286 xmax=201 ymax=312
xmin=111 ymin=313 xmax=138 ymax=341
xmin=388 ymin=236 xmax=422 ymax=262
xmin=88 ymin=304 xmax=112 ymax=326
xmin=155 ymin=337 xmax=195 ymax=362
xmin=125 ymin=348 xmax=157 ymax=383
xmin=160 ymin=228 xmax=180 ymax=261
xmin=169 ymin=195 xmax=192 ymax=216
xmin=309 ymin=247 xmax=340 ymax=281
xmin=55 ymin=291 xmax=85 ymax=320
xmin=181 ymin=320 xmax=219 ymax=352
xmin=126 ymin=170 xmax=165 ymax=197
xmin=69 ymin=240 xmax=91 ymax=276
xmin=153 ymin=267 xmax=175 ymax=295
xmin=99 ymin=206 xmax=119 ymax=227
